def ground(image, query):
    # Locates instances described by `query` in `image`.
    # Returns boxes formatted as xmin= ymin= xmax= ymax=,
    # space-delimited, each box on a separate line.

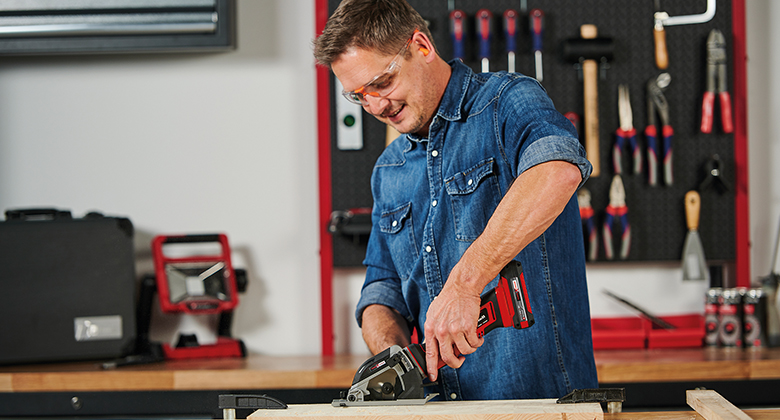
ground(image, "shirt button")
xmin=426 ymin=246 xmax=432 ymax=253
xmin=431 ymin=150 xmax=439 ymax=157
xmin=432 ymin=200 xmax=438 ymax=207
xmin=392 ymin=220 xmax=398 ymax=227
xmin=450 ymin=393 xmax=458 ymax=400
xmin=467 ymin=179 xmax=473 ymax=186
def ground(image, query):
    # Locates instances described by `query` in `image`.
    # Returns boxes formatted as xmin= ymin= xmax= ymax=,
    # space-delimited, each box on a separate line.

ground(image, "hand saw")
xmin=332 ymin=260 xmax=534 ymax=407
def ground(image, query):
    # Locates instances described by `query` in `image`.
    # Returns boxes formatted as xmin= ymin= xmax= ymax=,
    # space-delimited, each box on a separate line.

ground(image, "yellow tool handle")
xmin=685 ymin=190 xmax=701 ymax=231
xmin=580 ymin=24 xmax=600 ymax=177
xmin=582 ymin=58 xmax=600 ymax=177
xmin=654 ymin=26 xmax=669 ymax=70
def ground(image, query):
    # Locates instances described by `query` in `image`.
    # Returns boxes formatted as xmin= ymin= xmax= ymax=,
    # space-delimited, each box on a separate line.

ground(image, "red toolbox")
xmin=646 ymin=314 xmax=705 ymax=349
xmin=591 ymin=316 xmax=647 ymax=350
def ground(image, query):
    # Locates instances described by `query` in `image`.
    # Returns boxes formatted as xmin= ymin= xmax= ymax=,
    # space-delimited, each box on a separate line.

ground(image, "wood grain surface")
xmin=686 ymin=390 xmax=751 ymax=420
xmin=247 ymin=399 xmax=604 ymax=420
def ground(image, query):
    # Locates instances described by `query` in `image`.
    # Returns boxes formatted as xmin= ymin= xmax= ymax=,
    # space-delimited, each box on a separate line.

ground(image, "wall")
xmin=0 ymin=0 xmax=321 ymax=356
xmin=0 ymin=0 xmax=774 ymax=357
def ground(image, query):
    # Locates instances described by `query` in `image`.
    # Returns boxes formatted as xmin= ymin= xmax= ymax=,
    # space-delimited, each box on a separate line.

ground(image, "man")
xmin=314 ymin=0 xmax=598 ymax=400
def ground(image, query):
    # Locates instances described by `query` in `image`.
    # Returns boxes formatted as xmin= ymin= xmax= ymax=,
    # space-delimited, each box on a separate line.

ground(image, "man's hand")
xmin=423 ymin=274 xmax=485 ymax=381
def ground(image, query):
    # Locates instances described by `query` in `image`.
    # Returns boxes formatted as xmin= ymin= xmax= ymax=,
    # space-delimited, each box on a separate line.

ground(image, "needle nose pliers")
xmin=603 ymin=175 xmax=630 ymax=260
xmin=578 ymin=188 xmax=597 ymax=261
xmin=614 ymin=84 xmax=641 ymax=175
xmin=700 ymin=29 xmax=733 ymax=134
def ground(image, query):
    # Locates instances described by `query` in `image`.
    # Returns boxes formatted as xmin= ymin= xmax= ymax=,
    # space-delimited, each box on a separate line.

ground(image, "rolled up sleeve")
xmin=355 ymin=265 xmax=411 ymax=328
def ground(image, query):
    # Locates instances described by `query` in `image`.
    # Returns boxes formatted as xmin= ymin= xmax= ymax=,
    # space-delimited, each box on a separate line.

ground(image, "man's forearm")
xmin=449 ymin=161 xmax=582 ymax=300
xmin=361 ymin=304 xmax=411 ymax=354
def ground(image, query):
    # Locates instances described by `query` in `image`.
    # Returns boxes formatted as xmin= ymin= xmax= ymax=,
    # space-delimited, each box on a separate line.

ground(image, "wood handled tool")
xmin=563 ymin=25 xmax=614 ymax=178
xmin=653 ymin=0 xmax=717 ymax=70
xmin=682 ymin=190 xmax=709 ymax=281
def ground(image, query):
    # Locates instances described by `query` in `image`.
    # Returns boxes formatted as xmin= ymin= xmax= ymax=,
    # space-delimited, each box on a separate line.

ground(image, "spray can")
xmin=743 ymin=288 xmax=767 ymax=348
xmin=704 ymin=288 xmax=722 ymax=347
xmin=718 ymin=288 xmax=742 ymax=348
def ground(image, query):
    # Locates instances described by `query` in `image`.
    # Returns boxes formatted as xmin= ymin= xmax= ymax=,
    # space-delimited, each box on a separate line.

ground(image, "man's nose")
xmin=363 ymin=94 xmax=390 ymax=116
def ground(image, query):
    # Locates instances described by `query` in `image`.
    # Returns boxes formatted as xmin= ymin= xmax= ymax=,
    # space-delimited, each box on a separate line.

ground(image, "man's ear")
xmin=412 ymin=30 xmax=435 ymax=61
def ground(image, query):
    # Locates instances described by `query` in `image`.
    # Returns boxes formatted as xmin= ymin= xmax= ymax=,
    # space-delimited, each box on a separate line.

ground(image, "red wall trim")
xmin=732 ymin=0 xmax=750 ymax=287
xmin=315 ymin=0 xmax=334 ymax=356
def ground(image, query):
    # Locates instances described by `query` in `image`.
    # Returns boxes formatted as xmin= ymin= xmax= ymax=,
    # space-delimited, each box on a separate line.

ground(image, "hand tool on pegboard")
xmin=700 ymin=28 xmax=733 ymax=134
xmin=682 ymin=190 xmax=709 ymax=281
xmin=698 ymin=154 xmax=730 ymax=194
xmin=562 ymin=25 xmax=614 ymax=178
xmin=614 ymin=84 xmax=641 ymax=175
xmin=645 ymin=72 xmax=673 ymax=186
xmin=602 ymin=290 xmax=676 ymax=330
xmin=578 ymin=188 xmax=597 ymax=262
xmin=503 ymin=9 xmax=518 ymax=73
xmin=476 ymin=9 xmax=492 ymax=72
xmin=529 ymin=8 xmax=544 ymax=82
xmin=653 ymin=0 xmax=717 ymax=69
xmin=449 ymin=9 xmax=466 ymax=61
xmin=602 ymin=175 xmax=630 ymax=260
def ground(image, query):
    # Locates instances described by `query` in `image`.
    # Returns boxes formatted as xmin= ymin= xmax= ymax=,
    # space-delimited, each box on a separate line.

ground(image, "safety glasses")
xmin=341 ymin=31 xmax=417 ymax=106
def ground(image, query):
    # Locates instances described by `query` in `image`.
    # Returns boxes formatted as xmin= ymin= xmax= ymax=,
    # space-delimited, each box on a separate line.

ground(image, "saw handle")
xmin=685 ymin=190 xmax=701 ymax=231
xmin=654 ymin=21 xmax=669 ymax=69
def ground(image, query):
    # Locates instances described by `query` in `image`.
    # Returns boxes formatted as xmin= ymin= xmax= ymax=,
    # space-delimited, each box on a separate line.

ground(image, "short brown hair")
xmin=313 ymin=0 xmax=435 ymax=68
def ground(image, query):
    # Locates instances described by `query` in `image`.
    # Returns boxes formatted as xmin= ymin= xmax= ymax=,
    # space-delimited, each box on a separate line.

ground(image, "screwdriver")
xmin=530 ymin=8 xmax=544 ymax=82
xmin=503 ymin=9 xmax=518 ymax=73
xmin=476 ymin=9 xmax=493 ymax=73
xmin=449 ymin=9 xmax=466 ymax=61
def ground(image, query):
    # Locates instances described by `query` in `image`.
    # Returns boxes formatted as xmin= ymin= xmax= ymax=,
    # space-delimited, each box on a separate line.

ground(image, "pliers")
xmin=614 ymin=84 xmax=642 ymax=175
xmin=700 ymin=29 xmax=733 ymax=134
xmin=603 ymin=175 xmax=630 ymax=260
xmin=646 ymin=73 xmax=673 ymax=186
xmin=578 ymin=188 xmax=597 ymax=261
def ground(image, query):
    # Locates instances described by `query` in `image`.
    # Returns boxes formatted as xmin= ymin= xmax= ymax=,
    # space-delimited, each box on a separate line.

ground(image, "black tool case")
xmin=0 ymin=208 xmax=137 ymax=365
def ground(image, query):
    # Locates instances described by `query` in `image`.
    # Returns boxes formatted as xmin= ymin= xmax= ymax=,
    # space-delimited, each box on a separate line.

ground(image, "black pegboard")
xmin=327 ymin=0 xmax=737 ymax=267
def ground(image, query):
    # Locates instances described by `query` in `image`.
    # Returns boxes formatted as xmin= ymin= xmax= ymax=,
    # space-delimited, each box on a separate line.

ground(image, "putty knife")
xmin=682 ymin=190 xmax=709 ymax=281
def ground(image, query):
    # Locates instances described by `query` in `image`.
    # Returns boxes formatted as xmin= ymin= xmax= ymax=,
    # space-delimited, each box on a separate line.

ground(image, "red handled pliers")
xmin=646 ymin=73 xmax=673 ymax=186
xmin=700 ymin=29 xmax=733 ymax=134
xmin=578 ymin=188 xmax=597 ymax=261
xmin=603 ymin=175 xmax=630 ymax=260
xmin=614 ymin=84 xmax=641 ymax=175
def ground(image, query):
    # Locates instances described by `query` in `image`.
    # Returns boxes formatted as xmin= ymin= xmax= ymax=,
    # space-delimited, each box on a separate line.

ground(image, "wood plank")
xmin=0 ymin=373 xmax=11 ymax=392
xmin=686 ymin=390 xmax=751 ymax=420
xmin=247 ymin=399 xmax=604 ymax=420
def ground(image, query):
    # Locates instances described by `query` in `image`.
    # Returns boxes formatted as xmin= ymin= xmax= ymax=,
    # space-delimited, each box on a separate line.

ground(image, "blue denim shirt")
xmin=357 ymin=60 xmax=598 ymax=400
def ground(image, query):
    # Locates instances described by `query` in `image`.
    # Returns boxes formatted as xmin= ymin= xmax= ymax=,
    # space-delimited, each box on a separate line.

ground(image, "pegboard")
xmin=325 ymin=0 xmax=740 ymax=267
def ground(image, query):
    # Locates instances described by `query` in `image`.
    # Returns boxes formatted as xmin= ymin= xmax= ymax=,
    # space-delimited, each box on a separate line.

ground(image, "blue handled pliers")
xmin=614 ymin=84 xmax=642 ymax=175
xmin=603 ymin=175 xmax=630 ymax=260
xmin=578 ymin=188 xmax=597 ymax=261
xmin=645 ymin=73 xmax=673 ymax=186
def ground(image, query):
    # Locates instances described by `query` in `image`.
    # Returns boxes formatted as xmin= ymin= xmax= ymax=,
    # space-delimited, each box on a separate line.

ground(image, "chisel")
xmin=449 ymin=9 xmax=466 ymax=61
xmin=476 ymin=9 xmax=492 ymax=73
xmin=530 ymin=8 xmax=544 ymax=82
xmin=503 ymin=9 xmax=518 ymax=73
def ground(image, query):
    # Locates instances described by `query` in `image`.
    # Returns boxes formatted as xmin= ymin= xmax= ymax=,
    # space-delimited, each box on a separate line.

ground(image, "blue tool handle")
xmin=530 ymin=9 xmax=544 ymax=52
xmin=449 ymin=10 xmax=466 ymax=60
xmin=503 ymin=9 xmax=517 ymax=53
xmin=662 ymin=125 xmax=674 ymax=185
xmin=476 ymin=9 xmax=492 ymax=60
xmin=629 ymin=133 xmax=642 ymax=174
xmin=645 ymin=125 xmax=658 ymax=186
xmin=613 ymin=130 xmax=627 ymax=174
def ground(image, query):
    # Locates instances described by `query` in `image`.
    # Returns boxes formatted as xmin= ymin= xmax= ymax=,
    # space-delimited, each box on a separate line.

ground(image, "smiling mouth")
xmin=383 ymin=105 xmax=404 ymax=119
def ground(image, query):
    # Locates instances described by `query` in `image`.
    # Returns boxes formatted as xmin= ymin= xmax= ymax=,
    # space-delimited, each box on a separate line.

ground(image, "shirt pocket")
xmin=378 ymin=202 xmax=419 ymax=280
xmin=445 ymin=158 xmax=502 ymax=242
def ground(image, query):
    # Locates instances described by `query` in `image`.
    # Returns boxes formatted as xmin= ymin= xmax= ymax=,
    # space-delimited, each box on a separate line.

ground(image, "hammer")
xmin=563 ymin=25 xmax=614 ymax=178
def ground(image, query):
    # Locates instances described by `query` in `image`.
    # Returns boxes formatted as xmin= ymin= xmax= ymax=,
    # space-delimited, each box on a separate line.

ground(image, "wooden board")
xmin=248 ymin=399 xmax=604 ymax=420
xmin=686 ymin=390 xmax=751 ymax=420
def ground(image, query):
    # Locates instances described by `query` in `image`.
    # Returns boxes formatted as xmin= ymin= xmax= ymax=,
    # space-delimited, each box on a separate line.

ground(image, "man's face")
xmin=332 ymin=41 xmax=438 ymax=137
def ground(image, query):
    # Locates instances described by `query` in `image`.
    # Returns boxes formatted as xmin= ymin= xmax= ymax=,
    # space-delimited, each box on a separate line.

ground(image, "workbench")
xmin=1 ymin=348 xmax=779 ymax=417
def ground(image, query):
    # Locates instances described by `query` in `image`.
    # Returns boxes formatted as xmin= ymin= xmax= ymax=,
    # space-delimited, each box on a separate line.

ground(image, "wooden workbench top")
xmin=2 ymin=348 xmax=780 ymax=393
